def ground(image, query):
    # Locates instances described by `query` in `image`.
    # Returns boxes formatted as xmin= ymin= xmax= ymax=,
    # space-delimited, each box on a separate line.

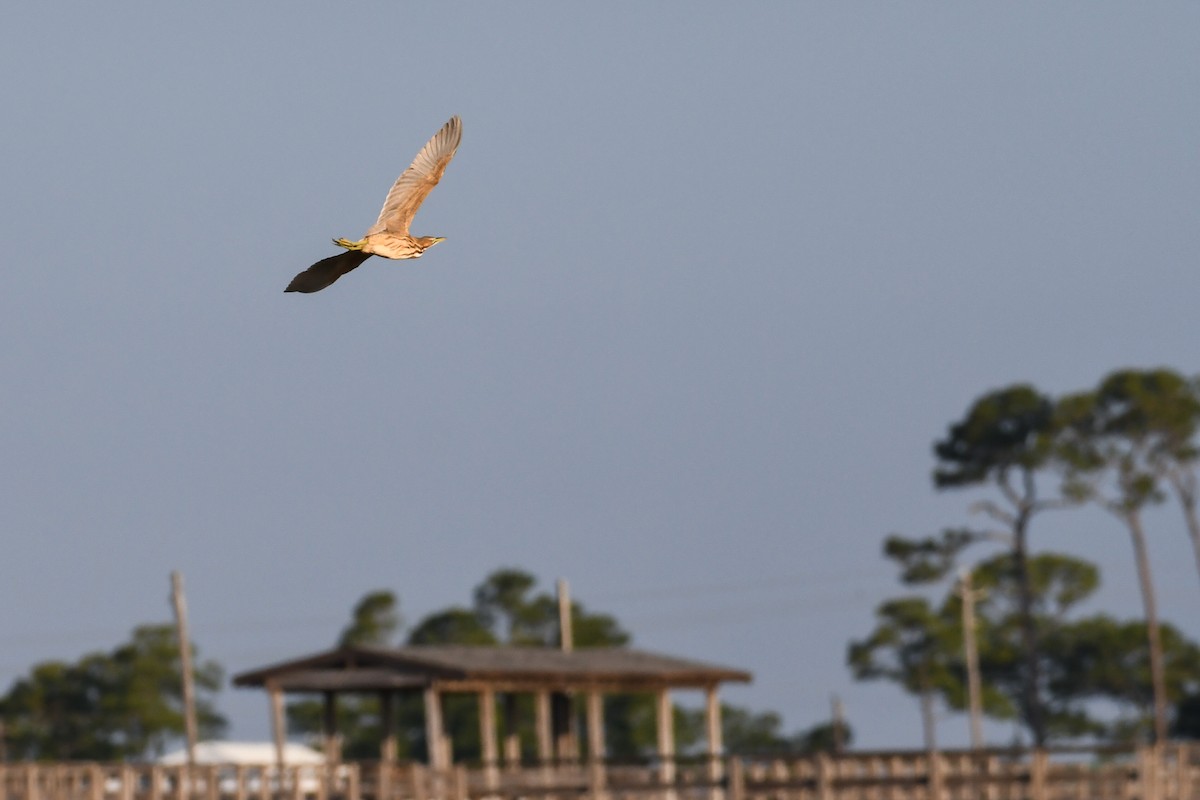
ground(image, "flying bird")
xmin=285 ymin=115 xmax=463 ymax=293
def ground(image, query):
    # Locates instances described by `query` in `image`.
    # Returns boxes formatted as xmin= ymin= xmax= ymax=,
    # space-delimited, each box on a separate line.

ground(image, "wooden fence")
xmin=5 ymin=745 xmax=1200 ymax=800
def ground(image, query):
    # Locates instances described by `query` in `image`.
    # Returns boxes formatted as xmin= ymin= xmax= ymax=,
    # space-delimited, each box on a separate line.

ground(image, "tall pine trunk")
xmin=1012 ymin=512 xmax=1047 ymax=746
xmin=919 ymin=665 xmax=938 ymax=753
xmin=1124 ymin=509 xmax=1169 ymax=743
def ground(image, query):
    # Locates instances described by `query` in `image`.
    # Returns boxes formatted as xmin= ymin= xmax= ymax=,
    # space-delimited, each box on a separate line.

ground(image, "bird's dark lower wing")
xmin=285 ymin=251 xmax=373 ymax=293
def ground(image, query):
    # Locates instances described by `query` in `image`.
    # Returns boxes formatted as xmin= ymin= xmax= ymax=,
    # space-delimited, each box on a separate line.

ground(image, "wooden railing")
xmin=5 ymin=744 xmax=1200 ymax=800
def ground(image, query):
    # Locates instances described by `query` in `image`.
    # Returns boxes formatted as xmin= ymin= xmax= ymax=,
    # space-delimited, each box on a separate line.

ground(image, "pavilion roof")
xmin=232 ymin=644 xmax=751 ymax=693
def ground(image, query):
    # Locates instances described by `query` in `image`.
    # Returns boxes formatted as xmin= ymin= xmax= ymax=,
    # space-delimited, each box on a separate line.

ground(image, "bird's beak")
xmin=433 ymin=237 xmax=446 ymax=244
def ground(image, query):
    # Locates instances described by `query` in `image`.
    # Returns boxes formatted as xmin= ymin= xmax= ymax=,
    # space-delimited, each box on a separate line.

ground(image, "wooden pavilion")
xmin=232 ymin=644 xmax=751 ymax=777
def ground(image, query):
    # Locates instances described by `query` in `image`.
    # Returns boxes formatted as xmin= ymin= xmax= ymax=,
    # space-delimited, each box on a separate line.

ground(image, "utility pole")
xmin=557 ymin=578 xmax=573 ymax=652
xmin=830 ymin=694 xmax=845 ymax=754
xmin=554 ymin=579 xmax=577 ymax=760
xmin=958 ymin=567 xmax=984 ymax=750
xmin=170 ymin=571 xmax=199 ymax=765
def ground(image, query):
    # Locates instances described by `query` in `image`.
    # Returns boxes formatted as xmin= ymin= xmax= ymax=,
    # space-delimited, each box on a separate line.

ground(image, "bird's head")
xmin=417 ymin=236 xmax=446 ymax=250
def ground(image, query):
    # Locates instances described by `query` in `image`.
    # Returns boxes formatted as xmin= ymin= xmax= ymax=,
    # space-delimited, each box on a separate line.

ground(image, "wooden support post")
xmin=376 ymin=760 xmax=390 ymax=800
xmin=535 ymin=691 xmax=553 ymax=766
xmin=816 ymin=753 xmax=833 ymax=800
xmin=1028 ymin=749 xmax=1046 ymax=800
xmin=26 ymin=764 xmax=39 ymax=800
xmin=705 ymin=688 xmax=726 ymax=800
xmin=586 ymin=691 xmax=607 ymax=793
xmin=380 ymin=691 xmax=397 ymax=763
xmin=317 ymin=763 xmax=330 ymax=800
xmin=656 ymin=688 xmax=676 ymax=784
xmin=1139 ymin=745 xmax=1161 ymax=800
xmin=88 ymin=765 xmax=103 ymax=800
xmin=269 ymin=684 xmax=287 ymax=772
xmin=927 ymin=749 xmax=944 ymax=800
xmin=479 ymin=688 xmax=500 ymax=790
xmin=727 ymin=758 xmax=744 ymax=800
xmin=534 ymin=690 xmax=555 ymax=790
xmin=424 ymin=687 xmax=446 ymax=770
xmin=1178 ymin=743 xmax=1192 ymax=800
xmin=586 ymin=691 xmax=606 ymax=762
xmin=453 ymin=766 xmax=468 ymax=800
xmin=410 ymin=764 xmax=427 ymax=800
xmin=705 ymin=686 xmax=724 ymax=781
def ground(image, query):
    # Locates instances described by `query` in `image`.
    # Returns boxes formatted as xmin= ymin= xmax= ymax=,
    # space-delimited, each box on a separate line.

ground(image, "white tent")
xmin=159 ymin=741 xmax=325 ymax=765
xmin=157 ymin=742 xmax=331 ymax=794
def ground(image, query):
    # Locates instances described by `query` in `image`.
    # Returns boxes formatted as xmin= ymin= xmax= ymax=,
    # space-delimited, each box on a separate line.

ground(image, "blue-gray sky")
xmin=2 ymin=3 xmax=1198 ymax=749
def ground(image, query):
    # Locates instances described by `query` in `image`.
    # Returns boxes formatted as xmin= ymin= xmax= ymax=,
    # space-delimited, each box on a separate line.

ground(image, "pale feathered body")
xmin=285 ymin=116 xmax=462 ymax=293
xmin=359 ymin=231 xmax=440 ymax=260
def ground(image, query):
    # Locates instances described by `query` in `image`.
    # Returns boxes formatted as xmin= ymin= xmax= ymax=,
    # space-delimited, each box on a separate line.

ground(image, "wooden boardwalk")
xmin=5 ymin=745 xmax=1200 ymax=800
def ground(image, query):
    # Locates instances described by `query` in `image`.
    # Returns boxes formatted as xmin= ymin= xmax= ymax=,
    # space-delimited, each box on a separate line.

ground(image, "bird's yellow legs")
xmin=333 ymin=238 xmax=366 ymax=251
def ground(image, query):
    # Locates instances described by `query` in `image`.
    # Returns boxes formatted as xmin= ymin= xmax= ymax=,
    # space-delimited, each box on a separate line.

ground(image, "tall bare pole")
xmin=555 ymin=579 xmax=577 ymax=760
xmin=557 ymin=579 xmax=573 ymax=652
xmin=958 ymin=568 xmax=984 ymax=750
xmin=170 ymin=571 xmax=199 ymax=765
xmin=830 ymin=694 xmax=845 ymax=754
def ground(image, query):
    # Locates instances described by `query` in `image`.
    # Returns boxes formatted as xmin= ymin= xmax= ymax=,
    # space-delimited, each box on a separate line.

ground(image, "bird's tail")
xmin=285 ymin=250 xmax=373 ymax=293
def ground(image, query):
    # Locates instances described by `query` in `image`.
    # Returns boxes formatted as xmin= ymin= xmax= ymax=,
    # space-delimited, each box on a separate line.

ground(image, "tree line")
xmin=0 ymin=625 xmax=225 ymax=760
xmin=850 ymin=367 xmax=1200 ymax=748
xmin=5 ymin=365 xmax=1197 ymax=759
xmin=0 ymin=569 xmax=843 ymax=761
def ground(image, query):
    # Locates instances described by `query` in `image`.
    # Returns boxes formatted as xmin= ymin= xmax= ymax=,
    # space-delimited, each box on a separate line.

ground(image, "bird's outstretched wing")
xmin=285 ymin=250 xmax=373 ymax=293
xmin=366 ymin=115 xmax=462 ymax=238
